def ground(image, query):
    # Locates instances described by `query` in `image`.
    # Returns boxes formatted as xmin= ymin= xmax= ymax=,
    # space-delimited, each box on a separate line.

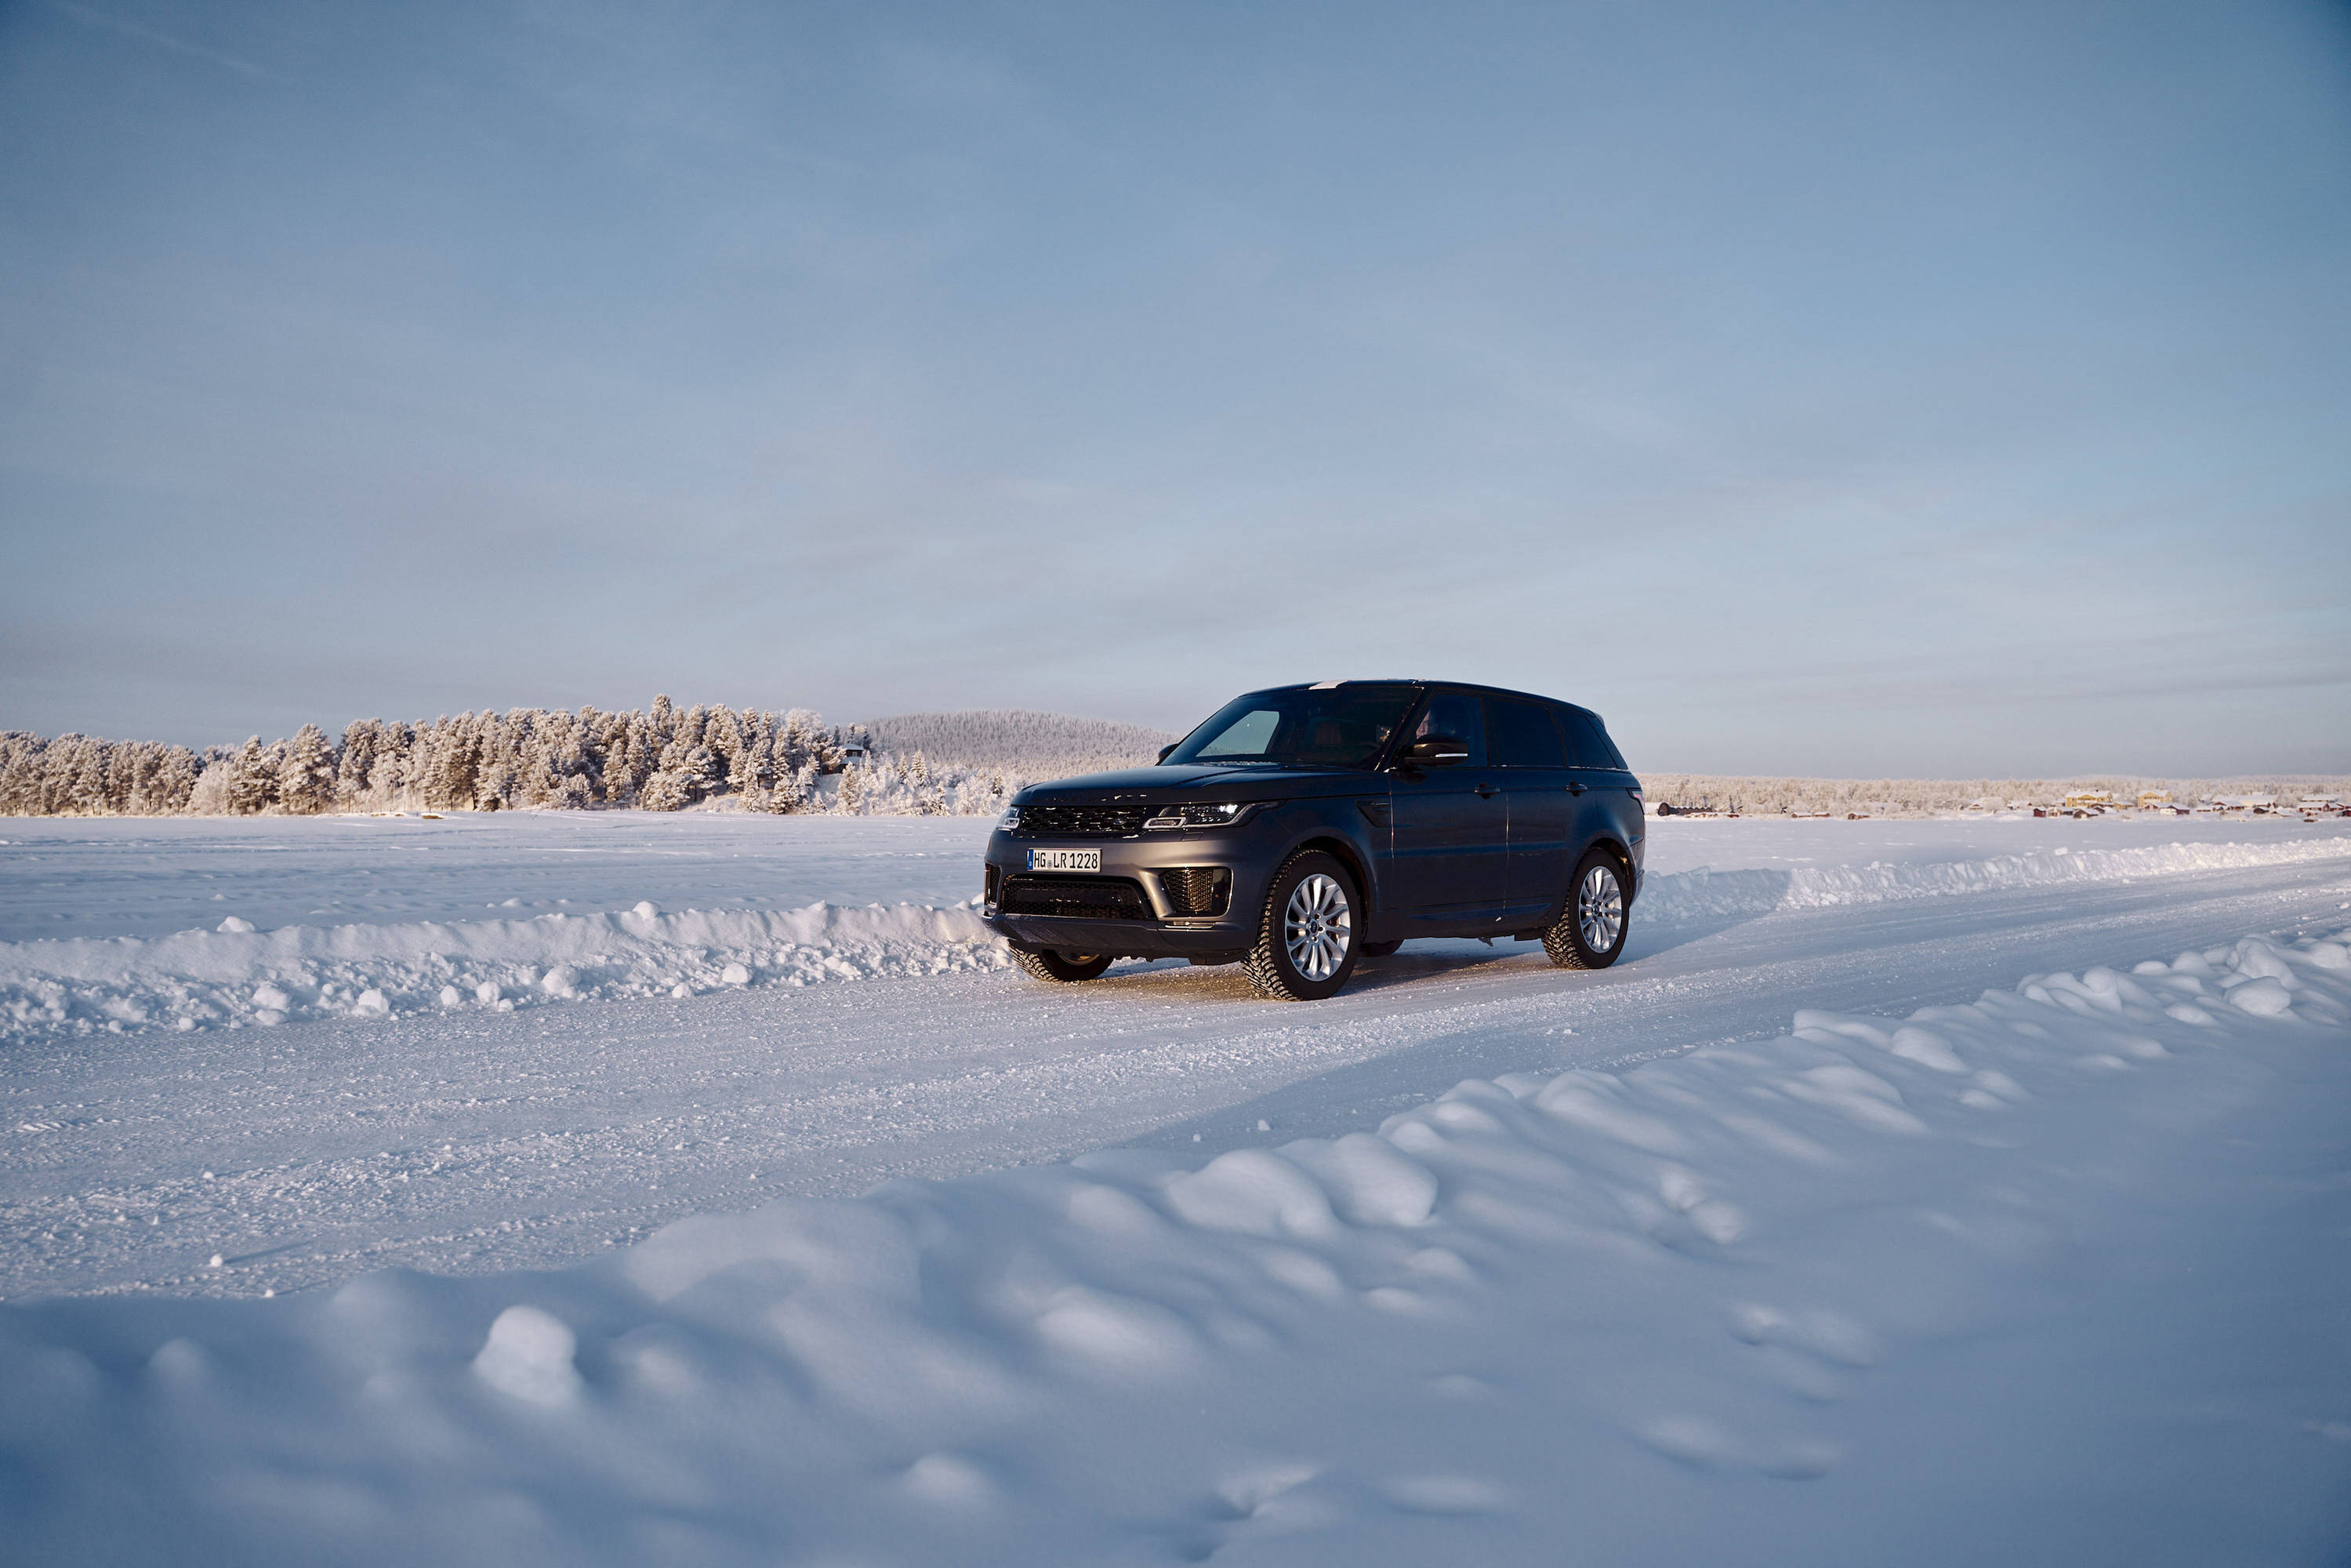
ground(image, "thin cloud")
xmin=51 ymin=2 xmax=283 ymax=82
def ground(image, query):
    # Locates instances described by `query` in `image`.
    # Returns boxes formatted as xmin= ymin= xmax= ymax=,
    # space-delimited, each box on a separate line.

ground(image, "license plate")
xmin=1028 ymin=848 xmax=1101 ymax=873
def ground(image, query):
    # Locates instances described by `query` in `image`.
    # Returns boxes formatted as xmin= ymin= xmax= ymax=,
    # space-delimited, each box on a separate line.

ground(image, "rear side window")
xmin=1558 ymin=707 xmax=1627 ymax=770
xmin=1410 ymin=691 xmax=1487 ymax=768
xmin=1488 ymin=697 xmax=1567 ymax=768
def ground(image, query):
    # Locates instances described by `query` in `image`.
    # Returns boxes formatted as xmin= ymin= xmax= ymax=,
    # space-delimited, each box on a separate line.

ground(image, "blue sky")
xmin=2 ymin=0 xmax=2346 ymax=775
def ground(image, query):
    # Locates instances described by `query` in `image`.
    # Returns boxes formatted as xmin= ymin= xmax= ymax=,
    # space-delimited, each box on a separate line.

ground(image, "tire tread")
xmin=1243 ymin=851 xmax=1358 ymax=1000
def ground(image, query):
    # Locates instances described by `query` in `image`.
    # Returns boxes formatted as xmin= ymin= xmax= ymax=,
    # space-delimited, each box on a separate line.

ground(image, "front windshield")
xmin=1163 ymin=684 xmax=1420 ymax=771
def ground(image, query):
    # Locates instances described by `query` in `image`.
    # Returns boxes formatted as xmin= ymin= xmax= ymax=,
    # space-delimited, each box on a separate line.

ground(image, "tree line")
xmin=0 ymin=699 xmax=981 ymax=818
xmin=1642 ymin=772 xmax=2351 ymax=816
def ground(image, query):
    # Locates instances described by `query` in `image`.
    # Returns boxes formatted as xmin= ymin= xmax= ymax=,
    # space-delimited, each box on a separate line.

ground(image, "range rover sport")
xmin=981 ymin=681 xmax=1644 ymax=1000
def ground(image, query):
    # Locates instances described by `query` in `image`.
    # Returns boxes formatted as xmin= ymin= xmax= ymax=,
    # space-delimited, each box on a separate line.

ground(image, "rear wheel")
xmin=1542 ymin=849 xmax=1629 ymax=970
xmin=1014 ymin=948 xmax=1114 ymax=983
xmin=1243 ymin=851 xmax=1360 ymax=1000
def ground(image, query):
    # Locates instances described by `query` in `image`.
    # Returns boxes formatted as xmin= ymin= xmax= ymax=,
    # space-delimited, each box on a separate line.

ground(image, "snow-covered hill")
xmin=862 ymin=709 xmax=1180 ymax=777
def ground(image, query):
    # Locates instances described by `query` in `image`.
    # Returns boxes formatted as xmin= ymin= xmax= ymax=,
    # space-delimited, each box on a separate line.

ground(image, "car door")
xmin=1556 ymin=703 xmax=1629 ymax=867
xmin=1488 ymin=695 xmax=1574 ymax=923
xmin=1384 ymin=690 xmax=1511 ymax=927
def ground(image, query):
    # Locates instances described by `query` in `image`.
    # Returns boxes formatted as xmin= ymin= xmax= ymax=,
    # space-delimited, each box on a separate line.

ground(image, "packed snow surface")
xmin=4 ymin=925 xmax=2346 ymax=1565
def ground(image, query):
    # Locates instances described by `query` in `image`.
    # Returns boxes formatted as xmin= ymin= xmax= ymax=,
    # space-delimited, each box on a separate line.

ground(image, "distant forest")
xmin=2 ymin=706 xmax=2342 ymax=820
xmin=0 ymin=699 xmax=1063 ymax=818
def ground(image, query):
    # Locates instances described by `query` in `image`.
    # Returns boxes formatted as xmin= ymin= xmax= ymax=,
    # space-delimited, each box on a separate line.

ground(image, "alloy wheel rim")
xmin=1576 ymin=866 xmax=1623 ymax=953
xmin=1284 ymin=873 xmax=1351 ymax=981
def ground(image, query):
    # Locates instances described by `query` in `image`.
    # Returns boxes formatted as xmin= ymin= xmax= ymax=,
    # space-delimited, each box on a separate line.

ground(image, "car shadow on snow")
xmin=1078 ymin=907 xmax=1774 ymax=1002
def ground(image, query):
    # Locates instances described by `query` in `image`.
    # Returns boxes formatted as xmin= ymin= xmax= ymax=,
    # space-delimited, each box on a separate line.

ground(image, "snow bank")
xmin=0 ymin=900 xmax=1007 ymax=1043
xmin=1639 ymin=831 xmax=2351 ymax=922
xmin=4 ymin=930 xmax=2347 ymax=1565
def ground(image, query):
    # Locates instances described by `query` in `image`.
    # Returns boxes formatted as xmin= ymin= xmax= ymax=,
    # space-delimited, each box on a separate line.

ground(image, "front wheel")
xmin=1543 ymin=849 xmax=1629 ymax=970
xmin=1243 ymin=851 xmax=1361 ymax=1000
xmin=1014 ymin=948 xmax=1113 ymax=983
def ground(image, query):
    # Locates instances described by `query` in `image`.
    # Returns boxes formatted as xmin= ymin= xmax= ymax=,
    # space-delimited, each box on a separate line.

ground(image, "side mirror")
xmin=1402 ymin=736 xmax=1468 ymax=768
xmin=1156 ymin=744 xmax=1177 ymax=764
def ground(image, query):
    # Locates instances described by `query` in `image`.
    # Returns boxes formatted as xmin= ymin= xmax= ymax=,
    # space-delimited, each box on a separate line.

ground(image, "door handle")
xmin=1475 ymin=785 xmax=1500 ymax=799
xmin=1566 ymin=781 xmax=1587 ymax=796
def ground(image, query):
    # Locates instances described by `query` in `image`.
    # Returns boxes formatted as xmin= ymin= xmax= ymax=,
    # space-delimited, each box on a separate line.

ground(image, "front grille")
xmin=1158 ymin=866 xmax=1232 ymax=917
xmin=999 ymin=875 xmax=1151 ymax=920
xmin=1017 ymin=803 xmax=1152 ymax=837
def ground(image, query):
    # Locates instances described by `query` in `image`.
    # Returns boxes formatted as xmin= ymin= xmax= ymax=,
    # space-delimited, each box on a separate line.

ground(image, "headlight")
xmin=999 ymin=806 xmax=1021 ymax=831
xmin=1143 ymin=802 xmax=1257 ymax=829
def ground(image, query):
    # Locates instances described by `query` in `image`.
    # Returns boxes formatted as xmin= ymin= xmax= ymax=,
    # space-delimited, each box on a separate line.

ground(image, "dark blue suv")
xmin=981 ymin=681 xmax=1644 ymax=1000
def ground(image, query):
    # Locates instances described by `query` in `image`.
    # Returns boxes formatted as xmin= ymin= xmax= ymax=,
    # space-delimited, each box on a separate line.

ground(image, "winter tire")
xmin=1014 ymin=948 xmax=1114 ymax=983
xmin=1542 ymin=848 xmax=1628 ymax=970
xmin=1243 ymin=851 xmax=1360 ymax=1000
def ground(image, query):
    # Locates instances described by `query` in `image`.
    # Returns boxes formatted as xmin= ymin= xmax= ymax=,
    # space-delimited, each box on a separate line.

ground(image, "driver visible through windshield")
xmin=1165 ymin=684 xmax=1420 ymax=770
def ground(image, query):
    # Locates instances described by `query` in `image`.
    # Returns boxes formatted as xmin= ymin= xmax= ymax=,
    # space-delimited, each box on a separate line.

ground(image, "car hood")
xmin=1015 ymin=764 xmax=1375 ymax=803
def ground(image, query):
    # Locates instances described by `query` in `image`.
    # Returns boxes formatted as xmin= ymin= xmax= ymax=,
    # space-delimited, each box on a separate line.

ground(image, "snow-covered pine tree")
xmin=765 ymin=757 xmax=807 ymax=813
xmin=776 ymin=710 xmax=821 ymax=775
xmin=228 ymin=737 xmax=278 ymax=815
xmin=472 ymin=710 xmax=520 ymax=809
xmin=374 ymin=722 xmax=415 ymax=808
xmin=422 ymin=716 xmax=473 ymax=811
xmin=703 ymin=706 xmax=744 ymax=794
xmin=908 ymin=750 xmax=947 ymax=815
xmin=0 ymin=734 xmax=42 ymax=815
xmin=739 ymin=713 xmax=777 ymax=803
xmin=278 ymin=723 xmax=337 ymax=815
xmin=47 ymin=735 xmax=107 ymax=815
xmin=134 ymin=743 xmax=201 ymax=815
xmin=336 ymin=720 xmax=382 ymax=808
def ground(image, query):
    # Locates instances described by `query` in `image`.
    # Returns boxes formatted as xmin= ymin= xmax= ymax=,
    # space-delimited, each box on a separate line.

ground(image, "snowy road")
xmin=5 ymin=818 xmax=2348 ymax=1301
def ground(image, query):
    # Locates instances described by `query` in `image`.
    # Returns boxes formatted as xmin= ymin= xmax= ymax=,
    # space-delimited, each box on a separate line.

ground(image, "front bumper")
xmin=980 ymin=826 xmax=1270 ymax=957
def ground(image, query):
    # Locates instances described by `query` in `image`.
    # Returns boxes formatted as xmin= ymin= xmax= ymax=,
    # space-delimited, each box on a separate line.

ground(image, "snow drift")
xmin=0 ymin=900 xmax=1007 ymax=1042
xmin=2 ymin=929 xmax=2346 ymax=1565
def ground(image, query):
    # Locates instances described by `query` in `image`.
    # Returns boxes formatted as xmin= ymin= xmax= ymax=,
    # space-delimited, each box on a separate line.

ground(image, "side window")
xmin=1558 ymin=708 xmax=1626 ymax=770
xmin=1410 ymin=691 xmax=1486 ymax=768
xmin=1488 ymin=698 xmax=1566 ymax=768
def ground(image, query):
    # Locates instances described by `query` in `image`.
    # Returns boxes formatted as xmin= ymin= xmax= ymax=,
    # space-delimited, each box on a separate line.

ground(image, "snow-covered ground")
xmin=5 ymin=811 xmax=2347 ymax=1044
xmin=4 ymin=813 xmax=2350 ymax=1563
